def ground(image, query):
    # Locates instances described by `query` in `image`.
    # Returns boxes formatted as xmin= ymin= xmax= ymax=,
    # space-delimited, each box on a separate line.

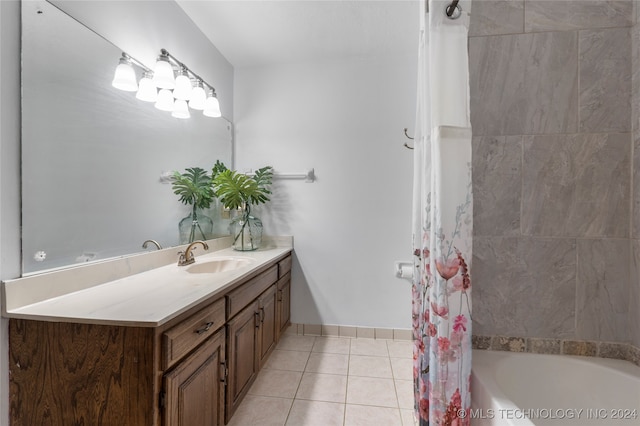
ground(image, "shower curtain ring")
xmin=445 ymin=1 xmax=462 ymax=19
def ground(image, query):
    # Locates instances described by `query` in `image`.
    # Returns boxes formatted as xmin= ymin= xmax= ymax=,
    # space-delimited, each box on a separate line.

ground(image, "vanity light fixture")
xmin=172 ymin=99 xmax=191 ymax=119
xmin=136 ymin=71 xmax=157 ymax=102
xmin=189 ymin=79 xmax=207 ymax=110
xmin=203 ymin=90 xmax=222 ymax=118
xmin=152 ymin=52 xmax=176 ymax=90
xmin=111 ymin=53 xmax=138 ymax=91
xmin=173 ymin=67 xmax=192 ymax=101
xmin=112 ymin=48 xmax=223 ymax=119
xmin=155 ymin=88 xmax=174 ymax=112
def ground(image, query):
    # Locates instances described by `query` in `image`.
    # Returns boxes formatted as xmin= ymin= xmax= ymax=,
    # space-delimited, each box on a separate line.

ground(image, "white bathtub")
xmin=471 ymin=349 xmax=640 ymax=425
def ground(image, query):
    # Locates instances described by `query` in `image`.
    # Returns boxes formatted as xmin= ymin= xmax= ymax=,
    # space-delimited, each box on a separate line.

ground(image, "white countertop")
xmin=2 ymin=237 xmax=292 ymax=327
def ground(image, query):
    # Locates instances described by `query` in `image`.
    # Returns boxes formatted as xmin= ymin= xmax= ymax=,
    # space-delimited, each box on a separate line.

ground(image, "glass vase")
xmin=179 ymin=209 xmax=213 ymax=244
xmin=231 ymin=212 xmax=263 ymax=251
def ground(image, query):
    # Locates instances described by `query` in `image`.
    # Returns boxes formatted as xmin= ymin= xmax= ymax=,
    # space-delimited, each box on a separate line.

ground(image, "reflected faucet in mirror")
xmin=142 ymin=240 xmax=162 ymax=250
xmin=177 ymin=240 xmax=209 ymax=266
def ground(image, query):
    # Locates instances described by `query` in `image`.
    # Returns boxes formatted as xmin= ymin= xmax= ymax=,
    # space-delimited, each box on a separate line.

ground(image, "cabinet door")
xmin=163 ymin=328 xmax=226 ymax=426
xmin=276 ymin=272 xmax=291 ymax=340
xmin=226 ymin=300 xmax=260 ymax=422
xmin=258 ymin=284 xmax=278 ymax=367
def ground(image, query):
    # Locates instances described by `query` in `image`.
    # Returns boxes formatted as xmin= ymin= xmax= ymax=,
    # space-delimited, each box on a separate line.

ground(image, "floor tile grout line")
xmin=281 ymin=337 xmax=313 ymax=426
xmin=343 ymin=343 xmax=351 ymax=425
xmin=237 ymin=334 xmax=414 ymax=425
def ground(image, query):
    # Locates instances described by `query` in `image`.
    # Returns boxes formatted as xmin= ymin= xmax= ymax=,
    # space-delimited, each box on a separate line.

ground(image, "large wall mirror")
xmin=21 ymin=1 xmax=232 ymax=274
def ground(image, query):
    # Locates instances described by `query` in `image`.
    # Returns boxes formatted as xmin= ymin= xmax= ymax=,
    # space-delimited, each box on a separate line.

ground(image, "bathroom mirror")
xmin=21 ymin=1 xmax=232 ymax=274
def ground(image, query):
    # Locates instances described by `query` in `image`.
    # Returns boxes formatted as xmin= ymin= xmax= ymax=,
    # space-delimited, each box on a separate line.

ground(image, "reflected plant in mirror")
xmin=172 ymin=167 xmax=215 ymax=244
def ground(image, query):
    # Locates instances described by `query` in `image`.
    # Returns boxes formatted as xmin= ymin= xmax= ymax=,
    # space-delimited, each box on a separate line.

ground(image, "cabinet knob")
xmin=195 ymin=321 xmax=214 ymax=335
xmin=255 ymin=311 xmax=261 ymax=328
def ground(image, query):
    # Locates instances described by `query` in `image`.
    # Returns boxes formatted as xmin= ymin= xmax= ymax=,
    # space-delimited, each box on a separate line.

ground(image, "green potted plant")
xmin=172 ymin=167 xmax=215 ymax=244
xmin=212 ymin=166 xmax=273 ymax=251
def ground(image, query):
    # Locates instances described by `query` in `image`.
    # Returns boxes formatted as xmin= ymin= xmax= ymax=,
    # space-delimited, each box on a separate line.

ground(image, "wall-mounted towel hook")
xmin=403 ymin=128 xmax=414 ymax=150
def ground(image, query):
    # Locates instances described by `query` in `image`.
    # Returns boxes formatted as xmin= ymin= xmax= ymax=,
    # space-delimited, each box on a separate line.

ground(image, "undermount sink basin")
xmin=185 ymin=257 xmax=254 ymax=274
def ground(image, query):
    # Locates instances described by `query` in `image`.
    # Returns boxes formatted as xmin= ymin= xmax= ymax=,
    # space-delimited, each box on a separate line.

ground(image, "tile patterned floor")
xmin=227 ymin=330 xmax=417 ymax=426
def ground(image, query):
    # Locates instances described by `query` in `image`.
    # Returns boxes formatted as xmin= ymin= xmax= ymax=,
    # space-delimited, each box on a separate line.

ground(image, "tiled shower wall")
xmin=469 ymin=0 xmax=638 ymax=346
xmin=632 ymin=1 xmax=640 ymax=349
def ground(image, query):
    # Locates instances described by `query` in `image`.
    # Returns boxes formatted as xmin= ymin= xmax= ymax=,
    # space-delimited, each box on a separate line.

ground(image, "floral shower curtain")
xmin=412 ymin=1 xmax=473 ymax=425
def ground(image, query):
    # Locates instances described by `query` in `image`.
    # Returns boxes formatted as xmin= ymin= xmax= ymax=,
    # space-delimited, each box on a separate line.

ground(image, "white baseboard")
xmin=286 ymin=323 xmax=412 ymax=340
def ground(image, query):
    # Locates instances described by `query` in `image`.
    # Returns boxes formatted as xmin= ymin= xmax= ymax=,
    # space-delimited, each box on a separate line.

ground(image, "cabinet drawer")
xmin=226 ymin=265 xmax=278 ymax=319
xmin=278 ymin=255 xmax=292 ymax=278
xmin=163 ymin=298 xmax=226 ymax=369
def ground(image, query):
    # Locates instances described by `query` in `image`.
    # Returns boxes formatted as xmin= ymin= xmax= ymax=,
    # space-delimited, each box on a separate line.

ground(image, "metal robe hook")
xmin=403 ymin=128 xmax=414 ymax=150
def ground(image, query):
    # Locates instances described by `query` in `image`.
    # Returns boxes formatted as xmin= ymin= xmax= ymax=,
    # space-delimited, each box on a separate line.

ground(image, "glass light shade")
xmin=171 ymin=99 xmax=190 ymax=119
xmin=135 ymin=72 xmax=157 ymax=102
xmin=189 ymin=81 xmax=206 ymax=110
xmin=112 ymin=58 xmax=138 ymax=91
xmin=203 ymin=91 xmax=221 ymax=118
xmin=154 ymin=89 xmax=174 ymax=111
xmin=152 ymin=56 xmax=175 ymax=89
xmin=173 ymin=70 xmax=192 ymax=101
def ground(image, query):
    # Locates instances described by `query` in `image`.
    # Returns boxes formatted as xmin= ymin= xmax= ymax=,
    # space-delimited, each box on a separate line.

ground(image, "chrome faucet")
xmin=178 ymin=240 xmax=209 ymax=266
xmin=142 ymin=239 xmax=162 ymax=250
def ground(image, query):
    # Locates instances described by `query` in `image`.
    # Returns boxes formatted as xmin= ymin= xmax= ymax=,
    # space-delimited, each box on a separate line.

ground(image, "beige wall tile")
xmin=375 ymin=328 xmax=394 ymax=340
xmin=525 ymin=0 xmax=632 ymax=32
xmin=321 ymin=325 xmax=340 ymax=337
xmin=312 ymin=337 xmax=351 ymax=355
xmin=580 ymin=28 xmax=631 ymax=133
xmin=339 ymin=326 xmax=357 ymax=338
xmin=469 ymin=0 xmax=524 ymax=37
xmin=576 ymin=239 xmax=630 ymax=341
xmin=393 ymin=329 xmax=412 ymax=340
xmin=473 ymin=238 xmax=576 ymax=338
xmin=521 ymin=134 xmax=630 ymax=237
xmin=470 ymin=31 xmax=578 ymax=136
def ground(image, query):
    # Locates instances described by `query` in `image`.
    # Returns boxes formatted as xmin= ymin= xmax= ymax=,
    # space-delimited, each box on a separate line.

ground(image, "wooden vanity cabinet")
xmin=8 ymin=299 xmax=228 ymax=426
xmin=163 ymin=328 xmax=226 ymax=426
xmin=8 ymin=320 xmax=157 ymax=426
xmin=224 ymin=264 xmax=279 ymax=421
xmin=162 ymin=299 xmax=227 ymax=426
xmin=276 ymin=255 xmax=292 ymax=340
xmin=257 ymin=284 xmax=278 ymax=367
xmin=225 ymin=299 xmax=260 ymax=420
xmin=8 ymin=252 xmax=292 ymax=426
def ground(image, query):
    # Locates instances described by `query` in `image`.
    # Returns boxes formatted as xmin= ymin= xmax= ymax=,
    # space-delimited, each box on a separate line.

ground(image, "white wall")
xmin=235 ymin=54 xmax=417 ymax=328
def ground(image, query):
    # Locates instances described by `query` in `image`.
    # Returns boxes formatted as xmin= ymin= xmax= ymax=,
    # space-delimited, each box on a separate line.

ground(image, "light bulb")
xmin=172 ymin=99 xmax=190 ymax=119
xmin=189 ymin=80 xmax=206 ymax=110
xmin=136 ymin=71 xmax=157 ymax=102
xmin=203 ymin=90 xmax=221 ymax=118
xmin=112 ymin=56 xmax=138 ymax=91
xmin=173 ymin=68 xmax=192 ymax=101
xmin=152 ymin=54 xmax=175 ymax=90
xmin=154 ymin=88 xmax=174 ymax=111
